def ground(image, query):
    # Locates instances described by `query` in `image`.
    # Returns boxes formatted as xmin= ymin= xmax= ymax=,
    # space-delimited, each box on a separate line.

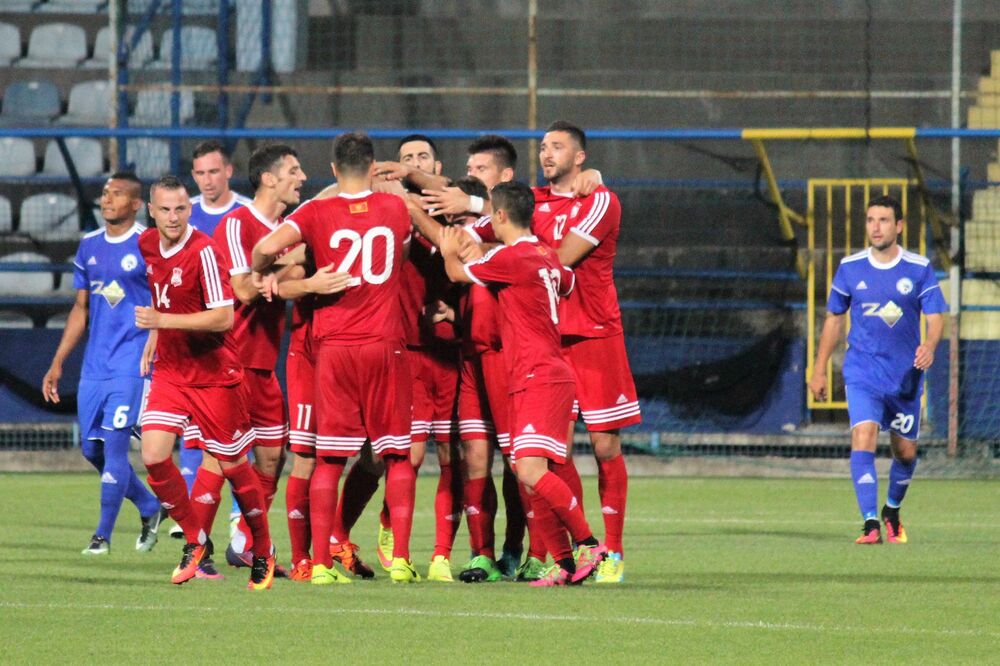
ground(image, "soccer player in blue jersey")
xmin=42 ymin=172 xmax=164 ymax=555
xmin=809 ymin=195 xmax=947 ymax=544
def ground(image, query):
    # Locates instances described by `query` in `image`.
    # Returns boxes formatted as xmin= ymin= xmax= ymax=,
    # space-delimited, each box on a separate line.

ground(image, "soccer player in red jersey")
xmin=252 ymin=132 xmax=420 ymax=585
xmin=135 ymin=176 xmax=275 ymax=589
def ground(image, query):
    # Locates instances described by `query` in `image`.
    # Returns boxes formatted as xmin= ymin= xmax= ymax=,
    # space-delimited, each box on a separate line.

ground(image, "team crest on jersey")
xmin=170 ymin=267 xmax=183 ymax=287
xmin=896 ymin=277 xmax=913 ymax=295
xmin=570 ymin=202 xmax=582 ymax=218
xmin=862 ymin=300 xmax=903 ymax=327
xmin=349 ymin=202 xmax=369 ymax=214
xmin=120 ymin=253 xmax=138 ymax=272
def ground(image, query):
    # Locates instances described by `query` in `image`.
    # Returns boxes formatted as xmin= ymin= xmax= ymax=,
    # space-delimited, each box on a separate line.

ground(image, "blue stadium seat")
xmin=125 ymin=138 xmax=169 ymax=180
xmin=0 ymin=196 xmax=12 ymax=233
xmin=0 ymin=252 xmax=55 ymax=297
xmin=0 ymin=23 xmax=21 ymax=67
xmin=42 ymin=138 xmax=105 ymax=178
xmin=130 ymin=89 xmax=195 ymax=126
xmin=57 ymin=80 xmax=113 ymax=127
xmin=83 ymin=25 xmax=154 ymax=70
xmin=0 ymin=138 xmax=37 ymax=177
xmin=17 ymin=22 xmax=88 ymax=69
xmin=150 ymin=26 xmax=218 ymax=70
xmin=0 ymin=80 xmax=61 ymax=126
xmin=19 ymin=193 xmax=80 ymax=241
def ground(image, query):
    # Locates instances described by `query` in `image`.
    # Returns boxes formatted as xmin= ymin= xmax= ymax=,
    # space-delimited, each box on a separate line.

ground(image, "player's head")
xmin=467 ymin=135 xmax=517 ymax=189
xmin=866 ymin=195 xmax=905 ymax=251
xmin=489 ymin=181 xmax=534 ymax=241
xmin=332 ymin=132 xmax=376 ymax=181
xmin=148 ymin=175 xmax=191 ymax=245
xmin=398 ymin=134 xmax=441 ymax=176
xmin=100 ymin=171 xmax=142 ymax=226
xmin=249 ymin=144 xmax=306 ymax=207
xmin=540 ymin=120 xmax=586 ymax=185
xmin=191 ymin=140 xmax=233 ymax=206
xmin=447 ymin=176 xmax=489 ymax=225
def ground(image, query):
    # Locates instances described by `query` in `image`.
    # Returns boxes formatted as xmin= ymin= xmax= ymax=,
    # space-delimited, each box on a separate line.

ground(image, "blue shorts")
xmin=77 ymin=376 xmax=149 ymax=441
xmin=846 ymin=383 xmax=921 ymax=441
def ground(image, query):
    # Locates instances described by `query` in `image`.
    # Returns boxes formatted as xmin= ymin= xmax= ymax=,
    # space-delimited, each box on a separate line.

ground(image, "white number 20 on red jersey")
xmin=330 ymin=226 xmax=394 ymax=287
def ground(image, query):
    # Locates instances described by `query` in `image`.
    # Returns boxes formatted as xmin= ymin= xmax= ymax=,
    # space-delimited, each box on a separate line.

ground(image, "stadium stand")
xmin=150 ymin=26 xmax=218 ymax=69
xmin=41 ymin=138 xmax=104 ymax=178
xmin=16 ymin=22 xmax=88 ymax=69
xmin=0 ymin=80 xmax=61 ymax=126
xmin=0 ymin=23 xmax=21 ymax=67
xmin=0 ymin=138 xmax=37 ymax=177
xmin=130 ymin=89 xmax=195 ymax=126
xmin=125 ymin=137 xmax=169 ymax=179
xmin=0 ymin=311 xmax=33 ymax=329
xmin=0 ymin=196 xmax=12 ymax=234
xmin=84 ymin=25 xmax=155 ymax=70
xmin=0 ymin=252 xmax=55 ymax=296
xmin=38 ymin=1 xmax=108 ymax=13
xmin=18 ymin=193 xmax=79 ymax=241
xmin=57 ymin=80 xmax=112 ymax=127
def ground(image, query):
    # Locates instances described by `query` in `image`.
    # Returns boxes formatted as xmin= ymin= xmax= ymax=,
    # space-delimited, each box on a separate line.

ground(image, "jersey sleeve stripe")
xmin=918 ymin=284 xmax=942 ymax=297
xmin=464 ymin=263 xmax=486 ymax=287
xmin=225 ymin=217 xmax=249 ymax=271
xmin=831 ymin=285 xmax=849 ymax=296
xmin=569 ymin=226 xmax=600 ymax=246
xmin=200 ymin=246 xmax=226 ymax=306
xmin=283 ymin=219 xmax=302 ymax=235
xmin=463 ymin=225 xmax=483 ymax=244
xmin=573 ymin=191 xmax=610 ymax=236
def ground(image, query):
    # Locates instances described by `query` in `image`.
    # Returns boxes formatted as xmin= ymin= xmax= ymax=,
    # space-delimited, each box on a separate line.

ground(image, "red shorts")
xmin=140 ymin=380 xmax=254 ymax=462
xmin=286 ymin=347 xmax=315 ymax=454
xmin=408 ymin=345 xmax=460 ymax=444
xmin=562 ymin=333 xmax=642 ymax=431
xmin=457 ymin=349 xmax=511 ymax=452
xmin=243 ymin=367 xmax=288 ymax=447
xmin=509 ymin=380 xmax=575 ymax=464
xmin=315 ymin=340 xmax=412 ymax=457
xmin=481 ymin=349 xmax=510 ymax=452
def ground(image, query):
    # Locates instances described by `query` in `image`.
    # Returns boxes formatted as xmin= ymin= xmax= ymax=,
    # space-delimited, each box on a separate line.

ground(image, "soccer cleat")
xmin=195 ymin=539 xmax=224 ymax=579
xmin=168 ymin=523 xmax=184 ymax=539
xmin=225 ymin=542 xmax=253 ymax=568
xmin=389 ymin=557 xmax=421 ymax=583
xmin=595 ymin=551 xmax=624 ymax=584
xmin=273 ymin=563 xmax=290 ymax=579
xmin=135 ymin=508 xmax=166 ymax=552
xmin=881 ymin=505 xmax=908 ymax=544
xmin=248 ymin=551 xmax=276 ymax=590
xmin=330 ymin=541 xmax=375 ymax=579
xmin=570 ymin=542 xmax=608 ymax=584
xmin=228 ymin=512 xmax=241 ymax=540
xmin=497 ymin=546 xmax=522 ymax=579
xmin=515 ymin=556 xmax=547 ymax=582
xmin=855 ymin=519 xmax=883 ymax=545
xmin=529 ymin=565 xmax=570 ymax=587
xmin=290 ymin=558 xmax=313 ymax=582
xmin=376 ymin=525 xmax=394 ymax=572
xmin=311 ymin=563 xmax=352 ymax=585
xmin=427 ymin=555 xmax=454 ymax=582
xmin=458 ymin=555 xmax=503 ymax=583
xmin=82 ymin=534 xmax=110 ymax=555
xmin=171 ymin=542 xmax=206 ymax=584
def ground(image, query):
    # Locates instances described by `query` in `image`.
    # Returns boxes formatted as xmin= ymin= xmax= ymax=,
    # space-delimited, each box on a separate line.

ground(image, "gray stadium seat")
xmin=57 ymin=80 xmax=112 ymax=127
xmin=0 ymin=80 xmax=61 ymax=126
xmin=150 ymin=26 xmax=218 ymax=70
xmin=17 ymin=23 xmax=88 ymax=69
xmin=0 ymin=23 xmax=21 ymax=67
xmin=45 ymin=312 xmax=70 ymax=328
xmin=0 ymin=252 xmax=55 ymax=297
xmin=83 ymin=25 xmax=154 ymax=70
xmin=125 ymin=138 xmax=169 ymax=179
xmin=19 ymin=193 xmax=80 ymax=241
xmin=42 ymin=138 xmax=105 ymax=178
xmin=0 ymin=196 xmax=12 ymax=233
xmin=0 ymin=138 xmax=37 ymax=177
xmin=128 ymin=0 xmax=218 ymax=15
xmin=0 ymin=1 xmax=39 ymax=12
xmin=38 ymin=1 xmax=108 ymax=13
xmin=0 ymin=312 xmax=33 ymax=329
xmin=130 ymin=89 xmax=195 ymax=126
xmin=54 ymin=254 xmax=77 ymax=296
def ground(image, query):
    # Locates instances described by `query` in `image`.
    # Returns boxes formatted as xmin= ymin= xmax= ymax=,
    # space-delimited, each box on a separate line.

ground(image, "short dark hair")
xmin=868 ymin=195 xmax=903 ymax=222
xmin=108 ymin=170 xmax=142 ymax=191
xmin=453 ymin=175 xmax=489 ymax=201
xmin=192 ymin=140 xmax=229 ymax=162
xmin=545 ymin=120 xmax=586 ymax=151
xmin=468 ymin=134 xmax=517 ymax=171
xmin=490 ymin=181 xmax=534 ymax=229
xmin=148 ymin=174 xmax=187 ymax=198
xmin=333 ymin=132 xmax=375 ymax=178
xmin=248 ymin=144 xmax=298 ymax=189
xmin=397 ymin=133 xmax=438 ymax=158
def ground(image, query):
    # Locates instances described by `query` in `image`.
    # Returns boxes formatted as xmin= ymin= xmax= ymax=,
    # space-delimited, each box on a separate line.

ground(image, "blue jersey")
xmin=189 ymin=191 xmax=252 ymax=237
xmin=72 ymin=223 xmax=152 ymax=381
xmin=828 ymin=247 xmax=948 ymax=396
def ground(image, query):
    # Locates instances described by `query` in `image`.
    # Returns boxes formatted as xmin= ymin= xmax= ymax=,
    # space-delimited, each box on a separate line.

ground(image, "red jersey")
xmin=399 ymin=233 xmax=459 ymax=347
xmin=465 ymin=235 xmax=575 ymax=392
xmin=138 ymin=226 xmax=242 ymax=387
xmin=212 ymin=203 xmax=286 ymax=370
xmin=461 ymin=216 xmax=503 ymax=354
xmin=289 ymin=293 xmax=315 ymax=358
xmin=284 ymin=191 xmax=411 ymax=345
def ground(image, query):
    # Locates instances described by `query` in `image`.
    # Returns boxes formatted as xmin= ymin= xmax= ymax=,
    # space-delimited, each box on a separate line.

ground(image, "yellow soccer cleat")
xmin=426 ymin=555 xmax=454 ymax=582
xmin=376 ymin=525 xmax=394 ymax=572
xmin=311 ymin=563 xmax=352 ymax=585
xmin=389 ymin=557 xmax=421 ymax=584
xmin=595 ymin=552 xmax=625 ymax=584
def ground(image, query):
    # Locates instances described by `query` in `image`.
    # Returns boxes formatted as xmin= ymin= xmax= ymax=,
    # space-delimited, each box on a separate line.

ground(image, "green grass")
xmin=1 ymin=472 xmax=997 ymax=664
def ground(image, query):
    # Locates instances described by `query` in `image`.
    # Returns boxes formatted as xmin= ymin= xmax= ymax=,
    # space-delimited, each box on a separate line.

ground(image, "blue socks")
xmin=887 ymin=458 xmax=917 ymax=508
xmin=92 ymin=430 xmax=160 ymax=542
xmin=849 ymin=450 xmax=878 ymax=521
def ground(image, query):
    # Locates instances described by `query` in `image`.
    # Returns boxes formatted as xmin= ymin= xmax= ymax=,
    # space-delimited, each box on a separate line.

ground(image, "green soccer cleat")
xmin=427 ymin=555 xmax=454 ymax=582
xmin=311 ymin=563 xmax=352 ymax=586
xmin=82 ymin=534 xmax=109 ymax=555
xmin=514 ymin=556 xmax=547 ymax=582
xmin=389 ymin=557 xmax=421 ymax=584
xmin=595 ymin=551 xmax=624 ymax=584
xmin=135 ymin=508 xmax=166 ymax=553
xmin=459 ymin=555 xmax=503 ymax=583
xmin=376 ymin=525 xmax=394 ymax=572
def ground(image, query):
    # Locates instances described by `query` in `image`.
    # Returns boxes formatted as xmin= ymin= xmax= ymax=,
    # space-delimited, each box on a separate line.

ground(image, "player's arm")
xmin=140 ymin=329 xmax=157 ymax=376
xmin=419 ymin=187 xmax=487 ymax=217
xmin=374 ymin=160 xmax=450 ymax=192
xmin=273 ymin=264 xmax=352 ymax=299
xmin=439 ymin=225 xmax=475 ymax=284
xmin=557 ymin=232 xmax=597 ymax=267
xmin=914 ymin=313 xmax=944 ymax=370
xmin=808 ymin=313 xmax=845 ymax=401
xmin=571 ymin=169 xmax=603 ymax=197
xmin=42 ymin=288 xmax=88 ymax=403
xmin=405 ymin=194 xmax=445 ymax=247
xmin=134 ymin=303 xmax=233 ymax=333
xmin=252 ymin=222 xmax=302 ymax=273
xmin=229 ymin=273 xmax=260 ymax=306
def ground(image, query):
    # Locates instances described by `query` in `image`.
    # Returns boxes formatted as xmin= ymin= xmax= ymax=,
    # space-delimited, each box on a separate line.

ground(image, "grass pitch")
xmin=1 ymin=471 xmax=997 ymax=664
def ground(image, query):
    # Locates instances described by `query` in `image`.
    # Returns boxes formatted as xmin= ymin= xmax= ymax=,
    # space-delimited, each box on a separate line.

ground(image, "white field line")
xmin=0 ymin=601 xmax=997 ymax=641
xmin=623 ymin=516 xmax=1000 ymax=529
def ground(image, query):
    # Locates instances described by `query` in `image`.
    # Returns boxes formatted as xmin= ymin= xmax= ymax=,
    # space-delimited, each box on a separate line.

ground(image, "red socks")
xmin=432 ymin=458 xmax=463 ymax=559
xmin=253 ymin=468 xmax=279 ymax=511
xmin=597 ymin=454 xmax=628 ymax=555
xmin=285 ymin=474 xmax=311 ymax=564
xmin=333 ymin=460 xmax=382 ymax=542
xmin=223 ymin=460 xmax=272 ymax=558
xmin=384 ymin=454 xmax=415 ymax=560
xmin=189 ymin=466 xmax=224 ymax=538
xmin=533 ymin=470 xmax=592 ymax=544
xmin=464 ymin=475 xmax=496 ymax=558
xmin=550 ymin=457 xmax=585 ymax=513
xmin=309 ymin=457 xmax=346 ymax=568
xmin=527 ymin=491 xmax=572 ymax=562
xmin=518 ymin=478 xmax=547 ymax=560
xmin=146 ymin=458 xmax=201 ymax=544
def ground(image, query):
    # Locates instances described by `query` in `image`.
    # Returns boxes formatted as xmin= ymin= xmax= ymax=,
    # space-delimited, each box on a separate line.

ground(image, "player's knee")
xmin=80 ymin=439 xmax=103 ymax=469
xmin=590 ymin=430 xmax=622 ymax=460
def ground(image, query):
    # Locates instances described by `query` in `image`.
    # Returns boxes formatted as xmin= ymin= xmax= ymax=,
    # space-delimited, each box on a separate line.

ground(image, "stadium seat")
xmin=83 ymin=25 xmax=154 ymax=70
xmin=45 ymin=312 xmax=70 ymax=328
xmin=19 ymin=193 xmax=80 ymax=241
xmin=0 ymin=23 xmax=21 ymax=67
xmin=128 ymin=0 xmax=218 ymax=15
xmin=42 ymin=139 xmax=105 ymax=178
xmin=0 ymin=1 xmax=39 ymax=12
xmin=0 ymin=311 xmax=33 ymax=329
xmin=53 ymin=254 xmax=76 ymax=296
xmin=38 ymin=1 xmax=108 ymax=13
xmin=0 ymin=252 xmax=56 ymax=297
xmin=125 ymin=138 xmax=169 ymax=179
xmin=17 ymin=23 xmax=88 ymax=69
xmin=0 ymin=138 xmax=37 ymax=177
xmin=150 ymin=27 xmax=218 ymax=70
xmin=0 ymin=196 xmax=12 ymax=234
xmin=130 ymin=89 xmax=195 ymax=126
xmin=57 ymin=80 xmax=112 ymax=127
xmin=0 ymin=80 xmax=61 ymax=126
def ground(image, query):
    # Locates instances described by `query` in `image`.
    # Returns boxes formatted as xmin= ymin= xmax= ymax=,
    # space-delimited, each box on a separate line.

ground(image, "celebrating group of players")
xmin=44 ymin=121 xmax=642 ymax=589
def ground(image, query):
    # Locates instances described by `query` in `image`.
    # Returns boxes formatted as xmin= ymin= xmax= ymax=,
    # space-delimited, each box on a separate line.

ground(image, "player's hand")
xmin=458 ymin=234 xmax=484 ymax=263
xmin=140 ymin=331 xmax=157 ymax=376
xmin=373 ymin=161 xmax=408 ymax=181
xmin=134 ymin=306 xmax=161 ymax=330
xmin=808 ymin=370 xmax=827 ymax=402
xmin=306 ymin=264 xmax=353 ymax=295
xmin=913 ymin=343 xmax=936 ymax=370
xmin=572 ymin=169 xmax=603 ymax=197
xmin=420 ymin=187 xmax=471 ymax=217
xmin=41 ymin=364 xmax=61 ymax=403
xmin=426 ymin=300 xmax=455 ymax=324
xmin=373 ymin=177 xmax=407 ymax=197
xmin=439 ymin=225 xmax=463 ymax=256
xmin=253 ymin=270 xmax=279 ymax=302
